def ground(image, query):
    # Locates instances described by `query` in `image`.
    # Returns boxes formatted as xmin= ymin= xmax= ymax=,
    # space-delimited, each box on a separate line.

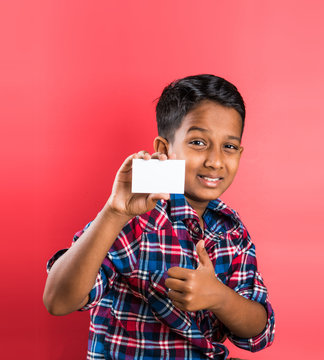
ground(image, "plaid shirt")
xmin=47 ymin=194 xmax=275 ymax=360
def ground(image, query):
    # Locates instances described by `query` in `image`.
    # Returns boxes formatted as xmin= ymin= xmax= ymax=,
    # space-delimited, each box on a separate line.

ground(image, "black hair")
xmin=155 ymin=74 xmax=245 ymax=143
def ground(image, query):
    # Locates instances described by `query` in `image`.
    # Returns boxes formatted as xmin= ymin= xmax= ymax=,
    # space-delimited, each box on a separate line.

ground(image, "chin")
xmin=185 ymin=191 xmax=222 ymax=203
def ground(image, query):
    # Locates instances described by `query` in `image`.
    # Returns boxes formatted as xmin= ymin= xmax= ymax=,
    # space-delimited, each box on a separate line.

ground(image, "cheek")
xmin=185 ymin=157 xmax=201 ymax=173
xmin=228 ymin=158 xmax=240 ymax=174
xmin=185 ymin=163 xmax=195 ymax=178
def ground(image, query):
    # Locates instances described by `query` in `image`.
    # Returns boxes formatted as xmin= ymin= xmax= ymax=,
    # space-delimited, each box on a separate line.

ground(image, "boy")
xmin=43 ymin=74 xmax=275 ymax=360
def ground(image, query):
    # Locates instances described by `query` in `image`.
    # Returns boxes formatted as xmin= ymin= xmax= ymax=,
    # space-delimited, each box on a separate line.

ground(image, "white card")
xmin=132 ymin=159 xmax=185 ymax=194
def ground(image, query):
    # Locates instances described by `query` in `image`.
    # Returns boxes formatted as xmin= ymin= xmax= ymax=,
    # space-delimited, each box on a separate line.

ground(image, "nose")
xmin=204 ymin=147 xmax=224 ymax=169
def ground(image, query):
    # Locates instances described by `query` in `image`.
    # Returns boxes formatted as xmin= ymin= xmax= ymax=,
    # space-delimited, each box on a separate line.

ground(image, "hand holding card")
xmin=132 ymin=159 xmax=185 ymax=194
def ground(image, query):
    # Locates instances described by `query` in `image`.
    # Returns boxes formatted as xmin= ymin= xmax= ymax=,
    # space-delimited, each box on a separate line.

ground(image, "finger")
xmin=165 ymin=277 xmax=187 ymax=292
xmin=167 ymin=289 xmax=184 ymax=302
xmin=168 ymin=152 xmax=177 ymax=160
xmin=158 ymin=153 xmax=167 ymax=160
xmin=196 ymin=240 xmax=214 ymax=269
xmin=167 ymin=266 xmax=193 ymax=280
xmin=137 ymin=150 xmax=151 ymax=160
xmin=171 ymin=300 xmax=185 ymax=311
xmin=196 ymin=240 xmax=213 ymax=269
xmin=149 ymin=193 xmax=170 ymax=202
xmin=150 ymin=152 xmax=168 ymax=160
xmin=118 ymin=153 xmax=139 ymax=173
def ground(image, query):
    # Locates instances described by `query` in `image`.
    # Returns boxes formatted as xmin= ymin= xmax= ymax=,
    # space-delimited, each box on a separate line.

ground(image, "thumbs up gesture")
xmin=165 ymin=240 xmax=226 ymax=312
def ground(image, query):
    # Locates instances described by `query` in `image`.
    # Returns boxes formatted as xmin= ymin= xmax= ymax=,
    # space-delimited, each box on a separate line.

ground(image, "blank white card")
xmin=132 ymin=159 xmax=185 ymax=194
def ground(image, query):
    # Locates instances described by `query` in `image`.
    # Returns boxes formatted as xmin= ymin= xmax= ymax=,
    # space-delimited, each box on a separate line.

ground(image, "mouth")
xmin=198 ymin=175 xmax=222 ymax=182
xmin=198 ymin=175 xmax=224 ymax=187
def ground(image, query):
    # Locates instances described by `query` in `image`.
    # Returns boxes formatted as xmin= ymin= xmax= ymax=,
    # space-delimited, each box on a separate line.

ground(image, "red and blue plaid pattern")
xmin=47 ymin=194 xmax=275 ymax=359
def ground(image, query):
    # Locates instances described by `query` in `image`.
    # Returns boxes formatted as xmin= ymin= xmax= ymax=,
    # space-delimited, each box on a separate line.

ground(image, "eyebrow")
xmin=227 ymin=135 xmax=241 ymax=142
xmin=187 ymin=127 xmax=241 ymax=141
xmin=186 ymin=126 xmax=208 ymax=133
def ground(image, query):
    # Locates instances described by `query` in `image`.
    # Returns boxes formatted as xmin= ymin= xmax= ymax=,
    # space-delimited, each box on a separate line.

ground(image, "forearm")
xmin=43 ymin=206 xmax=131 ymax=316
xmin=44 ymin=151 xmax=171 ymax=316
xmin=210 ymin=282 xmax=267 ymax=338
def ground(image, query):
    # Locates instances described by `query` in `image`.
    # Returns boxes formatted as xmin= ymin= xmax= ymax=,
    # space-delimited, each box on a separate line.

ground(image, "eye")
xmin=189 ymin=140 xmax=206 ymax=146
xmin=224 ymin=144 xmax=239 ymax=152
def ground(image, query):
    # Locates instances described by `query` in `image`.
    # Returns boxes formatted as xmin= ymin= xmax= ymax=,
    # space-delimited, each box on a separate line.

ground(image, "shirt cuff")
xmin=228 ymin=301 xmax=275 ymax=352
xmin=78 ymin=268 xmax=108 ymax=311
xmin=46 ymin=249 xmax=68 ymax=273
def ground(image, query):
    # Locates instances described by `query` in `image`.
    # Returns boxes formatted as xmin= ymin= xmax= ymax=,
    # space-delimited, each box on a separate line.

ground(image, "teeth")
xmin=202 ymin=176 xmax=220 ymax=182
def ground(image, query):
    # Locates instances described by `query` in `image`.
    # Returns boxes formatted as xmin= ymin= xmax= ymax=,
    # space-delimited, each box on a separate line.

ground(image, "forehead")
xmin=179 ymin=100 xmax=243 ymax=135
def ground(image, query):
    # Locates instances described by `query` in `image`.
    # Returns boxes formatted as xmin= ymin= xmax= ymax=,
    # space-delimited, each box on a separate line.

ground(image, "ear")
xmin=153 ymin=136 xmax=169 ymax=155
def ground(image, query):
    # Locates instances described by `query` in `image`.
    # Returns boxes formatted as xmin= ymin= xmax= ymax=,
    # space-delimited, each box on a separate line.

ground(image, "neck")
xmin=184 ymin=196 xmax=208 ymax=228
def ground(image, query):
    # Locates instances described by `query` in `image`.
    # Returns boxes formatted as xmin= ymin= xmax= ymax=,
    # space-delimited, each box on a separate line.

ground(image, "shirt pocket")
xmin=137 ymin=230 xmax=197 ymax=272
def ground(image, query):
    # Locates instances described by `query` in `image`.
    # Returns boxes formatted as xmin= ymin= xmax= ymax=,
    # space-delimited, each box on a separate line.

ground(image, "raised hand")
xmin=43 ymin=150 xmax=176 ymax=316
xmin=165 ymin=240 xmax=226 ymax=312
xmin=105 ymin=151 xmax=176 ymax=219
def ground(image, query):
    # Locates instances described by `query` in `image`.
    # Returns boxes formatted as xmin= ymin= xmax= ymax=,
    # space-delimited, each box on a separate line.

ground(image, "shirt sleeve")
xmin=46 ymin=216 xmax=142 ymax=311
xmin=225 ymin=226 xmax=275 ymax=352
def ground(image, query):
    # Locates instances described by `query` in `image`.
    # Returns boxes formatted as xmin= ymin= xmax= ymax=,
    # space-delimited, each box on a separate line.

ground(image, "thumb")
xmin=196 ymin=240 xmax=213 ymax=268
xmin=149 ymin=193 xmax=170 ymax=202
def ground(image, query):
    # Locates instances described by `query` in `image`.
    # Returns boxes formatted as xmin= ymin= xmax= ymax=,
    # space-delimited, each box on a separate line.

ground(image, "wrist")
xmin=207 ymin=278 xmax=229 ymax=314
xmin=100 ymin=202 xmax=133 ymax=225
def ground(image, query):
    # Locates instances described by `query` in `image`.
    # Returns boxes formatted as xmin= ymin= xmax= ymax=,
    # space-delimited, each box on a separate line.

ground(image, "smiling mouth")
xmin=198 ymin=175 xmax=223 ymax=182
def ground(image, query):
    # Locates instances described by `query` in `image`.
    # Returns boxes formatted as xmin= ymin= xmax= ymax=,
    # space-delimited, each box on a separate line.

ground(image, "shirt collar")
xmin=167 ymin=193 xmax=239 ymax=223
xmin=206 ymin=198 xmax=239 ymax=219
xmin=168 ymin=193 xmax=200 ymax=222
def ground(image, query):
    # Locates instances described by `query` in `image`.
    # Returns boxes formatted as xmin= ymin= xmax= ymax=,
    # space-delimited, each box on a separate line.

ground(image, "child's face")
xmin=156 ymin=100 xmax=243 ymax=214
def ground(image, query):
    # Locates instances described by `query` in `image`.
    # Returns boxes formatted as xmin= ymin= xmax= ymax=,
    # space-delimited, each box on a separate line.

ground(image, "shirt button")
xmin=194 ymin=226 xmax=200 ymax=233
xmin=218 ymin=231 xmax=223 ymax=236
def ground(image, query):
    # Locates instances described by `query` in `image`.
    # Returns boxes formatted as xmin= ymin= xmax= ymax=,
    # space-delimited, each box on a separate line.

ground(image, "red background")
xmin=1 ymin=1 xmax=323 ymax=359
